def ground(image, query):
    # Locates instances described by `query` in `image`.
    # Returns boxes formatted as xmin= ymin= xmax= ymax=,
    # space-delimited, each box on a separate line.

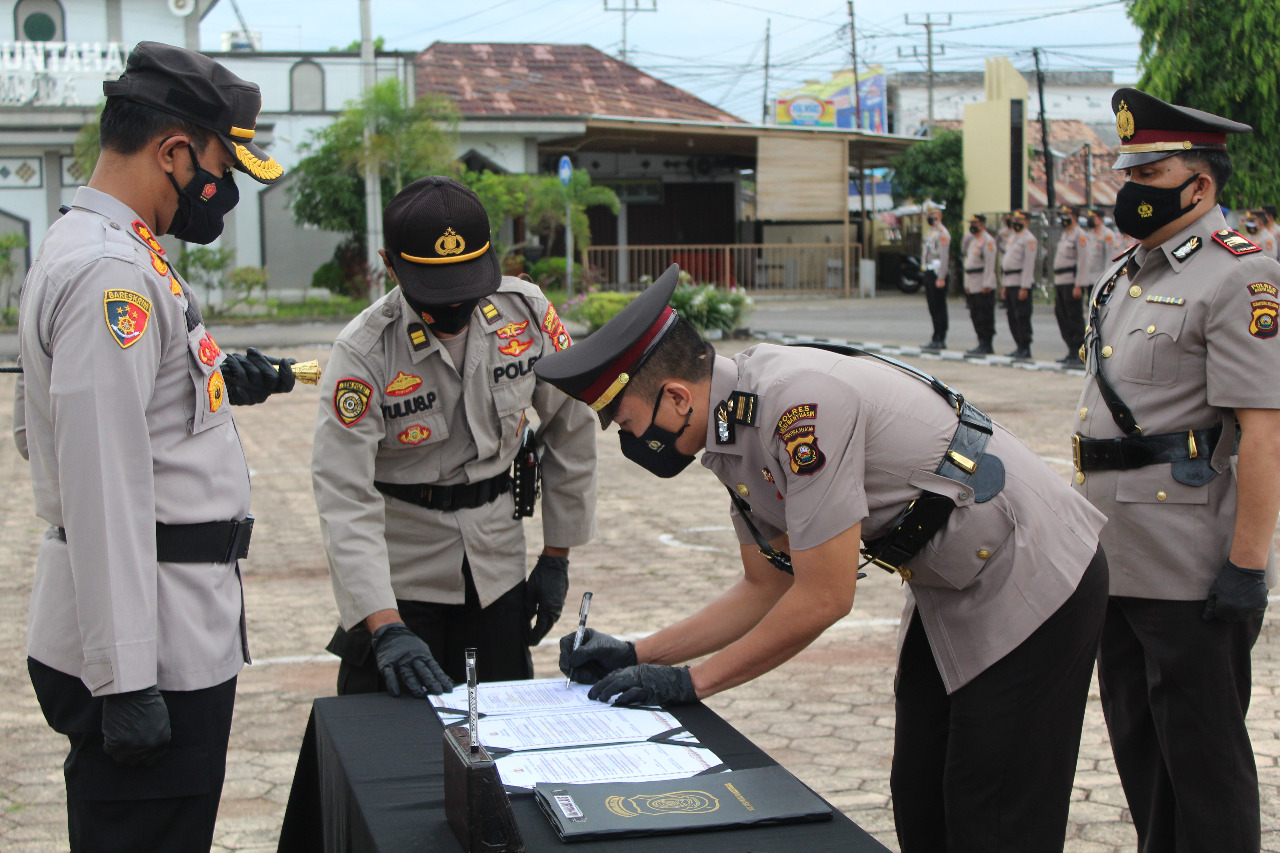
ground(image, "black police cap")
xmin=1111 ymin=87 xmax=1251 ymax=170
xmin=534 ymin=265 xmax=682 ymax=428
xmin=383 ymin=176 xmax=501 ymax=305
xmin=103 ymin=42 xmax=283 ymax=184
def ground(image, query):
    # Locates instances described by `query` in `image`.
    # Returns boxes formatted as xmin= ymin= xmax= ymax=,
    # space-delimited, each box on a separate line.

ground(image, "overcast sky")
xmin=199 ymin=0 xmax=1143 ymax=122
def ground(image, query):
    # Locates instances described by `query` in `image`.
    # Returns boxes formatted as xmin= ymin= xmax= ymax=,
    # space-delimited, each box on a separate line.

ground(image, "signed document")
xmin=497 ymin=741 xmax=720 ymax=789
xmin=477 ymin=707 xmax=685 ymax=751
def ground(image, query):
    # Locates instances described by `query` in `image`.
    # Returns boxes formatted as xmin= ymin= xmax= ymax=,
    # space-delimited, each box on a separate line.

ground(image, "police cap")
xmin=534 ymin=264 xmax=682 ymax=428
xmin=382 ymin=176 xmax=501 ymax=304
xmin=103 ymin=42 xmax=283 ymax=184
xmin=1111 ymin=87 xmax=1251 ymax=170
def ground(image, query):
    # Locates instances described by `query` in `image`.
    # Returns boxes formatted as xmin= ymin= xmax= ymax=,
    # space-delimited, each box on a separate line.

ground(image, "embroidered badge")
xmin=550 ymin=324 xmax=572 ymax=352
xmin=103 ymin=289 xmax=151 ymax=349
xmin=542 ymin=304 xmax=562 ymax=333
xmin=1171 ymin=235 xmax=1201 ymax=262
xmin=541 ymin=304 xmax=572 ymax=351
xmin=150 ymin=251 xmax=169 ymax=277
xmin=169 ymin=277 xmax=182 ymax=297
xmin=776 ymin=403 xmax=817 ymax=436
xmin=1248 ymin=282 xmax=1279 ymax=297
xmin=496 ymin=320 xmax=529 ymax=339
xmin=1145 ymin=295 xmax=1185 ymax=306
xmin=727 ymin=391 xmax=758 ymax=427
xmin=398 ymin=424 xmax=432 ymax=445
xmin=334 ymin=378 xmax=373 ymax=427
xmin=481 ymin=301 xmax=500 ymax=321
xmin=131 ymin=220 xmax=164 ymax=255
xmin=1213 ymin=229 xmax=1262 ymax=256
xmin=408 ymin=324 xmax=430 ymax=351
xmin=783 ymin=424 xmax=825 ymax=475
xmin=207 ymin=370 xmax=225 ymax=412
xmin=761 ymin=468 xmax=775 ymax=484
xmin=1250 ymin=300 xmax=1278 ymax=338
xmin=385 ymin=371 xmax=423 ymax=397
xmin=1116 ymin=99 xmax=1135 ymax=140
xmin=435 ymin=227 xmax=465 ymax=256
xmin=714 ymin=400 xmax=733 ymax=445
xmin=201 ymin=182 xmax=217 ymax=202
xmin=197 ymin=333 xmax=221 ymax=366
xmin=498 ymin=337 xmax=533 ymax=357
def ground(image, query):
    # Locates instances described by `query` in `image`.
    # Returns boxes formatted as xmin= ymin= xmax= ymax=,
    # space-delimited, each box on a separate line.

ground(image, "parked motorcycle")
xmin=898 ymin=254 xmax=924 ymax=294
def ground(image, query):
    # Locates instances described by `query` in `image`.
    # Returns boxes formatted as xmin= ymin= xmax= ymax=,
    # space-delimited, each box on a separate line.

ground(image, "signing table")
xmin=277 ymin=693 xmax=889 ymax=853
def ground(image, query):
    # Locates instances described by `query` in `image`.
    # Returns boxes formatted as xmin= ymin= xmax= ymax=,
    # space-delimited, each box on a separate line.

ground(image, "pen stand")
xmin=443 ymin=726 xmax=525 ymax=853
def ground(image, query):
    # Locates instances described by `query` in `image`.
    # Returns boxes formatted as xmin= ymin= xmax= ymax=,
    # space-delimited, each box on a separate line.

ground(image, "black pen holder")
xmin=443 ymin=726 xmax=525 ymax=853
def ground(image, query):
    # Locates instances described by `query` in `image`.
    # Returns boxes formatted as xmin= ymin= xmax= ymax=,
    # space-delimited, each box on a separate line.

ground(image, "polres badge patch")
xmin=1250 ymin=300 xmax=1278 ymax=338
xmin=103 ymin=289 xmax=152 ymax=349
xmin=776 ymin=403 xmax=817 ymax=436
xmin=334 ymin=378 xmax=373 ymax=426
xmin=783 ymin=424 xmax=825 ymax=475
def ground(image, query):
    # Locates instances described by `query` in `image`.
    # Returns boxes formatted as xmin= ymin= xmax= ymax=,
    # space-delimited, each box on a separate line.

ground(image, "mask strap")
xmin=650 ymin=385 xmax=693 ymax=439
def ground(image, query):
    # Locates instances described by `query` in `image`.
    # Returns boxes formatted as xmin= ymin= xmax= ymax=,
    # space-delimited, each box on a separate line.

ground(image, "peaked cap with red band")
xmin=534 ymin=264 xmax=681 ymax=428
xmin=1111 ymin=87 xmax=1251 ymax=170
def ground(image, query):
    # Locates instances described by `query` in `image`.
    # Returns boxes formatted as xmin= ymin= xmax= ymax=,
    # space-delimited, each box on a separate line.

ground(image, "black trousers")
xmin=331 ymin=559 xmax=533 ymax=693
xmin=28 ymin=658 xmax=237 ymax=853
xmin=1004 ymin=287 xmax=1034 ymax=348
xmin=923 ymin=271 xmax=949 ymax=342
xmin=891 ymin=547 xmax=1108 ymax=852
xmin=965 ymin=290 xmax=996 ymax=344
xmin=1054 ymin=283 xmax=1086 ymax=354
xmin=1098 ymin=596 xmax=1263 ymax=853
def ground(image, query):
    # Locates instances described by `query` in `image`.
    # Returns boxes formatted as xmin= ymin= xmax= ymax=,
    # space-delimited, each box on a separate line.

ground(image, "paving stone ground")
xmin=0 ymin=311 xmax=1277 ymax=851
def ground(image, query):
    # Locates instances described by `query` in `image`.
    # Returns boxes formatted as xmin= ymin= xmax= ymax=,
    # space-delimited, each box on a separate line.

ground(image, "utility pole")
xmin=1084 ymin=143 xmax=1093 ymax=207
xmin=761 ymin=19 xmax=771 ymax=124
xmin=359 ymin=0 xmax=382 ymax=303
xmin=1033 ymin=47 xmax=1055 ymax=212
xmin=847 ymin=1 xmax=860 ymax=128
xmin=603 ymin=0 xmax=656 ymax=65
xmin=900 ymin=13 xmax=949 ymax=136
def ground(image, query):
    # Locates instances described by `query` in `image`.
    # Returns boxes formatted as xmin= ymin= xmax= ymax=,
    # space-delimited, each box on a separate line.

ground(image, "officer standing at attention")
xmin=1078 ymin=208 xmax=1120 ymax=302
xmin=919 ymin=205 xmax=950 ymax=351
xmin=15 ymin=43 xmax=295 ymax=852
xmin=1001 ymin=209 xmax=1038 ymax=359
xmin=1073 ymin=88 xmax=1280 ymax=852
xmin=1261 ymin=205 xmax=1280 ymax=261
xmin=313 ymin=176 xmax=597 ymax=697
xmin=1241 ymin=209 xmax=1276 ymax=259
xmin=962 ymin=213 xmax=998 ymax=355
xmin=536 ymin=265 xmax=1109 ymax=852
xmin=1052 ymin=204 xmax=1086 ymax=365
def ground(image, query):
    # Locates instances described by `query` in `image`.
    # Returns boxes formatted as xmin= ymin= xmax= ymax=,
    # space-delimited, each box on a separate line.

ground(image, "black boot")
xmin=1006 ymin=347 xmax=1032 ymax=360
xmin=966 ymin=340 xmax=993 ymax=356
xmin=921 ymin=339 xmax=943 ymax=351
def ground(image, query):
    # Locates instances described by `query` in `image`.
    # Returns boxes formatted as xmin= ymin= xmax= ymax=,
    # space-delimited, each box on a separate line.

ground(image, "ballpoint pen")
xmin=465 ymin=648 xmax=479 ymax=755
xmin=565 ymin=591 xmax=593 ymax=689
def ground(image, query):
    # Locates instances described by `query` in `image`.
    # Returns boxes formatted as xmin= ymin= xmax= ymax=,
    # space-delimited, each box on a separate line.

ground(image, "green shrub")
xmin=577 ymin=291 xmax=637 ymax=332
xmin=312 ymin=260 xmax=350 ymax=294
xmin=529 ymin=256 xmax=584 ymax=289
xmin=228 ymin=266 xmax=268 ymax=301
xmin=668 ymin=280 xmax=755 ymax=334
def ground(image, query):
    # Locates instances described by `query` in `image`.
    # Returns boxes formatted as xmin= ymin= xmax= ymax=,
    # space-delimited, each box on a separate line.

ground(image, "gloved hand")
xmin=559 ymin=627 xmax=637 ymax=684
xmin=1203 ymin=559 xmax=1269 ymax=622
xmin=102 ymin=686 xmax=171 ymax=767
xmin=525 ymin=554 xmax=570 ymax=645
xmin=589 ymin=664 xmax=698 ymax=707
xmin=222 ymin=347 xmax=295 ymax=405
xmin=370 ymin=622 xmax=455 ymax=698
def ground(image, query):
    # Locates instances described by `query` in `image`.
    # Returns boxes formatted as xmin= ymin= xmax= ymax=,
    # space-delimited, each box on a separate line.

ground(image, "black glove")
xmin=222 ymin=347 xmax=295 ymax=405
xmin=370 ymin=622 xmax=455 ymax=698
xmin=1203 ymin=559 xmax=1269 ymax=622
xmin=101 ymin=686 xmax=171 ymax=767
xmin=525 ymin=554 xmax=570 ymax=645
xmin=589 ymin=664 xmax=698 ymax=707
xmin=559 ymin=627 xmax=637 ymax=684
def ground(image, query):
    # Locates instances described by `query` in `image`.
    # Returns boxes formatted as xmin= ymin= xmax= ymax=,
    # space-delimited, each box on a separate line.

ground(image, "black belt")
xmin=1002 ymin=268 xmax=1022 ymax=274
xmin=965 ymin=268 xmax=984 ymax=274
xmin=1055 ymin=265 xmax=1077 ymax=274
xmin=375 ymin=472 xmax=511 ymax=511
xmin=1072 ymin=426 xmax=1231 ymax=472
xmin=56 ymin=518 xmax=254 ymax=563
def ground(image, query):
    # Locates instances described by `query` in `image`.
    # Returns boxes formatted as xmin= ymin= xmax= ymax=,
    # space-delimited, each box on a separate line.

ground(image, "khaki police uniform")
xmin=1262 ymin=221 xmax=1280 ymax=261
xmin=921 ymin=221 xmax=950 ymax=346
xmin=962 ymin=227 xmax=998 ymax=350
xmin=1078 ymin=224 xmax=1121 ymax=292
xmin=1002 ymin=227 xmax=1038 ymax=354
xmin=1076 ymin=205 xmax=1280 ymax=850
xmin=313 ymin=279 xmax=597 ymax=682
xmin=701 ymin=344 xmax=1107 ymax=850
xmin=1053 ymin=223 xmax=1086 ymax=359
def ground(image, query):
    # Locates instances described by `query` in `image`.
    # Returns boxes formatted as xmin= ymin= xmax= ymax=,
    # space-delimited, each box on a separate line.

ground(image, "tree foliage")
xmin=889 ymin=130 xmax=966 ymax=251
xmin=1128 ymin=0 xmax=1280 ymax=208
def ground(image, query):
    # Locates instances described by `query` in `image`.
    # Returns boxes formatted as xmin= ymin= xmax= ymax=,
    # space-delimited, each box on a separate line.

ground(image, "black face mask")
xmin=165 ymin=142 xmax=238 ymax=245
xmin=1113 ymin=173 xmax=1201 ymax=240
xmin=405 ymin=296 xmax=481 ymax=335
xmin=1059 ymin=217 xmax=1073 ymax=227
xmin=969 ymin=224 xmax=979 ymax=235
xmin=1012 ymin=221 xmax=1024 ymax=231
xmin=1245 ymin=222 xmax=1260 ymax=234
xmin=1087 ymin=217 xmax=1099 ymax=229
xmin=618 ymin=386 xmax=696 ymax=478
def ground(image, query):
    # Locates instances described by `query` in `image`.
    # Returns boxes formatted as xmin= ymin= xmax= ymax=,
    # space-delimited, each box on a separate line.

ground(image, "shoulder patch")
xmin=1248 ymin=282 xmax=1278 ymax=297
xmin=1112 ymin=243 xmax=1139 ymax=262
xmin=131 ymin=220 xmax=164 ymax=255
xmin=1250 ymin=301 xmax=1278 ymax=338
xmin=385 ymin=371 xmax=422 ymax=396
xmin=334 ymin=378 xmax=373 ymax=426
xmin=480 ymin=300 xmax=501 ymax=322
xmin=1171 ymin=235 xmax=1202 ymax=262
xmin=1213 ymin=229 xmax=1262 ymax=256
xmin=103 ymin=289 xmax=151 ymax=349
xmin=776 ymin=403 xmax=817 ymax=436
xmin=541 ymin=303 xmax=561 ymax=333
xmin=541 ymin=303 xmax=572 ymax=351
xmin=408 ymin=323 xmax=430 ymax=351
xmin=783 ymin=425 xmax=825 ymax=475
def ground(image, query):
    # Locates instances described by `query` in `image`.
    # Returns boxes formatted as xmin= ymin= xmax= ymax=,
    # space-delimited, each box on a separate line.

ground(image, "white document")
xmin=477 ymin=707 xmax=684 ymax=751
xmin=430 ymin=678 xmax=601 ymax=716
xmin=496 ymin=741 xmax=721 ymax=789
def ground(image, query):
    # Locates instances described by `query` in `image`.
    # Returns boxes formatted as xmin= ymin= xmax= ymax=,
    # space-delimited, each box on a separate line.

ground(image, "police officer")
xmin=919 ymin=205 xmax=950 ymax=350
xmin=1078 ymin=207 xmax=1120 ymax=300
xmin=1001 ymin=209 xmax=1038 ymax=359
xmin=1074 ymin=88 xmax=1280 ymax=852
xmin=1241 ymin=208 xmax=1276 ymax=259
xmin=535 ymin=265 xmax=1109 ymax=852
xmin=962 ymin=213 xmax=998 ymax=355
xmin=313 ymin=176 xmax=597 ymax=697
xmin=1052 ymin=204 xmax=1086 ymax=365
xmin=1261 ymin=205 xmax=1280 ymax=261
xmin=15 ymin=43 xmax=294 ymax=852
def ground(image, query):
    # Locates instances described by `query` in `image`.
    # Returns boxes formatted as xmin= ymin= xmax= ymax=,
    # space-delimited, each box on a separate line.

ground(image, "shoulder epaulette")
xmin=1212 ymin=229 xmax=1262 ymax=256
xmin=1112 ymin=243 xmax=1139 ymax=262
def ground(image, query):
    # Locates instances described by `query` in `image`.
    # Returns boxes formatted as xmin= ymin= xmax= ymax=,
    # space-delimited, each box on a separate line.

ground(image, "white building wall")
xmin=895 ymin=83 xmax=1120 ymax=133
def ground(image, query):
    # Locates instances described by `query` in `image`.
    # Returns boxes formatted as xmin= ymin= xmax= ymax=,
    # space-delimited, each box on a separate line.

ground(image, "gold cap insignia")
xmin=1116 ymin=100 xmax=1135 ymax=140
xmin=435 ymin=227 xmax=466 ymax=257
xmin=1138 ymin=201 xmax=1153 ymax=219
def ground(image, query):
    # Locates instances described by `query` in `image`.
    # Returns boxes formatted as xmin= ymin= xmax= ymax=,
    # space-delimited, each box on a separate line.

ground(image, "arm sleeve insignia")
xmin=334 ymin=378 xmax=373 ymax=426
xmin=103 ymin=289 xmax=152 ymax=349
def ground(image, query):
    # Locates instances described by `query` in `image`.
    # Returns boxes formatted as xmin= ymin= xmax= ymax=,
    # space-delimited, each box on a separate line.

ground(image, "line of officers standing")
xmin=923 ymin=202 xmax=1280 ymax=364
